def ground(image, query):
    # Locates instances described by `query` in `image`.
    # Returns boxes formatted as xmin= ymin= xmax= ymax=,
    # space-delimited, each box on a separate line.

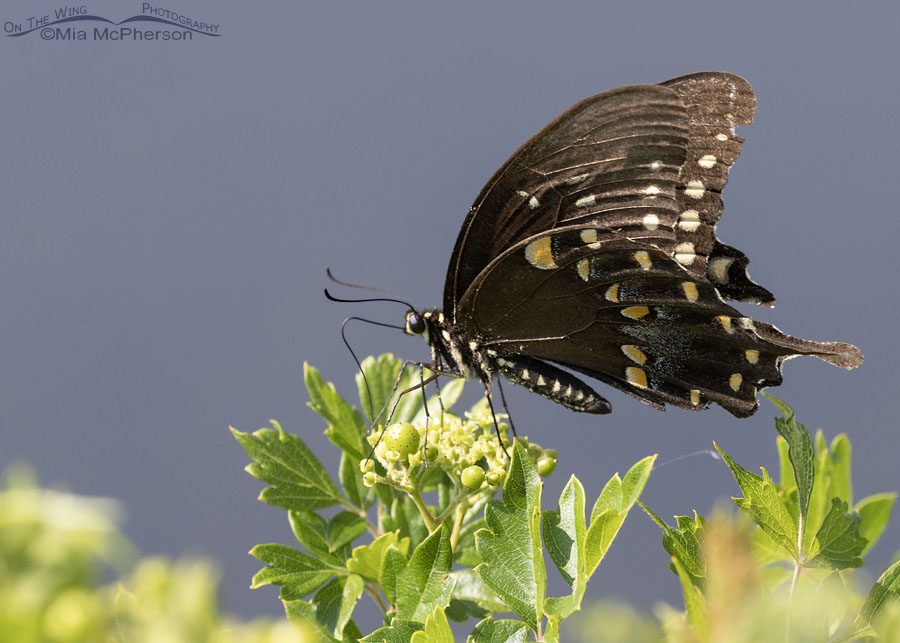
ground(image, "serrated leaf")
xmin=251 ymin=544 xmax=335 ymax=599
xmin=396 ymin=526 xmax=457 ymax=622
xmin=289 ymin=511 xmax=345 ymax=566
xmin=640 ymin=503 xmax=706 ymax=588
xmin=410 ymin=605 xmax=454 ymax=643
xmin=807 ymin=498 xmax=865 ymax=569
xmin=312 ymin=574 xmax=365 ymax=638
xmin=765 ymin=394 xmax=814 ymax=537
xmin=857 ymin=560 xmax=900 ymax=628
xmin=233 ymin=423 xmax=344 ymax=511
xmin=305 ymin=362 xmax=369 ymax=460
xmin=584 ymin=456 xmax=655 ymax=581
xmin=857 ymin=493 xmax=896 ymax=555
xmin=475 ymin=442 xmax=546 ymax=632
xmin=716 ymin=443 xmax=799 ymax=560
xmin=283 ymin=600 xmax=341 ymax=642
xmin=381 ymin=546 xmax=408 ymax=606
xmin=359 ymin=620 xmax=424 ymax=643
xmin=673 ymin=556 xmax=708 ymax=641
xmin=357 ymin=354 xmax=407 ymax=424
xmin=805 ymin=446 xmax=831 ymax=551
xmin=347 ymin=531 xmax=410 ymax=583
xmin=542 ymin=475 xmax=586 ymax=587
xmin=467 ymin=617 xmax=530 ymax=643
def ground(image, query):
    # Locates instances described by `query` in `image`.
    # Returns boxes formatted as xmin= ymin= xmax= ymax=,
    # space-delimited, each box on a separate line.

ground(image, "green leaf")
xmin=312 ymin=574 xmax=365 ymax=638
xmin=381 ymin=545 xmax=408 ymax=606
xmin=358 ymin=354 xmax=407 ymax=424
xmin=807 ymin=498 xmax=865 ymax=569
xmin=455 ymin=518 xmax=487 ymax=567
xmin=347 ymin=531 xmax=410 ymax=583
xmin=232 ymin=422 xmax=344 ymax=511
xmin=410 ymin=605 xmax=454 ymax=643
xmin=716 ymin=443 xmax=799 ymax=560
xmin=306 ymin=362 xmax=369 ymax=461
xmin=640 ymin=503 xmax=706 ymax=588
xmin=672 ymin=556 xmax=708 ymax=641
xmin=359 ymin=620 xmax=424 ymax=643
xmin=452 ymin=569 xmax=509 ymax=614
xmin=584 ymin=456 xmax=656 ymax=581
xmin=805 ymin=444 xmax=831 ymax=551
xmin=858 ymin=560 xmax=900 ymax=628
xmin=857 ymin=492 xmax=896 ymax=555
xmin=382 ymin=496 xmax=429 ymax=552
xmin=542 ymin=475 xmax=586 ymax=587
xmin=412 ymin=377 xmax=465 ymax=426
xmin=396 ymin=526 xmax=457 ymax=622
xmin=467 ymin=617 xmax=530 ymax=643
xmin=828 ymin=433 xmax=853 ymax=505
xmin=283 ymin=600 xmax=341 ymax=642
xmin=251 ymin=544 xmax=336 ymax=599
xmin=445 ymin=599 xmax=489 ymax=624
xmin=475 ymin=442 xmax=546 ymax=633
xmin=340 ymin=451 xmax=375 ymax=511
xmin=765 ymin=394 xmax=815 ymax=536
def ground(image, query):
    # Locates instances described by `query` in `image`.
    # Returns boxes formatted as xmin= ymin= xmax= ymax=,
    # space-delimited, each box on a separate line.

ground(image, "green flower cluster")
xmin=362 ymin=406 xmax=558 ymax=493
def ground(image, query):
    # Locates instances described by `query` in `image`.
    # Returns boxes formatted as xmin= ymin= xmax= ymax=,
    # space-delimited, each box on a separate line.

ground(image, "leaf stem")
xmin=449 ymin=497 xmax=468 ymax=550
xmin=365 ymin=582 xmax=388 ymax=614
xmin=410 ymin=488 xmax=438 ymax=532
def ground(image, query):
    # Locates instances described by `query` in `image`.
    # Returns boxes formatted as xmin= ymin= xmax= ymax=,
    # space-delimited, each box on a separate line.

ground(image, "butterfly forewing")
xmin=445 ymin=84 xmax=690 ymax=317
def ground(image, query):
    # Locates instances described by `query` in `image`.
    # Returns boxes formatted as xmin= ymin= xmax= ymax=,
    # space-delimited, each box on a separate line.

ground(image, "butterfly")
xmin=398 ymin=72 xmax=863 ymax=420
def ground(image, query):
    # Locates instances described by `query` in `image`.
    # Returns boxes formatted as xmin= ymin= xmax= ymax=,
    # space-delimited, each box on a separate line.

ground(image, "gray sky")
xmin=2 ymin=0 xmax=898 ymax=629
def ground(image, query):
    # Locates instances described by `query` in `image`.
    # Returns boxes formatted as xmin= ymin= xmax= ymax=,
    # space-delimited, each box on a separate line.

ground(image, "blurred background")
xmin=2 ymin=0 xmax=898 ymax=629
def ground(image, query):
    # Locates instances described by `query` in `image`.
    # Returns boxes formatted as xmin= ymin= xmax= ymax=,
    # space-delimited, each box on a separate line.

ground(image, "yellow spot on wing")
xmin=690 ymin=390 xmax=701 ymax=406
xmin=621 ymin=345 xmax=647 ymax=364
xmin=745 ymin=349 xmax=760 ymax=364
xmin=576 ymin=258 xmax=590 ymax=281
xmin=729 ymin=373 xmax=743 ymax=392
xmin=605 ymin=284 xmax=620 ymax=302
xmin=622 ymin=306 xmax=650 ymax=320
xmin=524 ymin=236 xmax=557 ymax=269
xmin=626 ymin=367 xmax=648 ymax=389
xmin=682 ymin=282 xmax=699 ymax=302
xmin=714 ymin=315 xmax=734 ymax=334
xmin=634 ymin=251 xmax=652 ymax=270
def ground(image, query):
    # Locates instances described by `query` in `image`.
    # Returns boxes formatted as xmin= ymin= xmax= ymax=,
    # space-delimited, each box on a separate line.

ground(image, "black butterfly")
xmin=399 ymin=72 xmax=862 ymax=419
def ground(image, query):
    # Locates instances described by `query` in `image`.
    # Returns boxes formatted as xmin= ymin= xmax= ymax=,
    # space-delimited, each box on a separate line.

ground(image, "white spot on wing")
xmin=643 ymin=185 xmax=660 ymax=195
xmin=528 ymin=195 xmax=540 ymax=209
xmin=708 ymin=256 xmax=733 ymax=284
xmin=715 ymin=133 xmax=728 ymax=141
xmin=678 ymin=209 xmax=701 ymax=232
xmin=566 ymin=173 xmax=588 ymax=185
xmin=684 ymin=180 xmax=706 ymax=199
xmin=575 ymin=194 xmax=596 ymax=207
xmin=580 ymin=229 xmax=598 ymax=244
xmin=674 ymin=242 xmax=696 ymax=265
xmin=642 ymin=213 xmax=659 ymax=230
xmin=698 ymin=154 xmax=717 ymax=168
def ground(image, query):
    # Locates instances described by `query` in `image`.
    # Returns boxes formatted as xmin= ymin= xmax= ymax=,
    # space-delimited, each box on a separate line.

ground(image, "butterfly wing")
xmin=445 ymin=72 xmax=773 ymax=319
xmin=459 ymin=226 xmax=861 ymax=417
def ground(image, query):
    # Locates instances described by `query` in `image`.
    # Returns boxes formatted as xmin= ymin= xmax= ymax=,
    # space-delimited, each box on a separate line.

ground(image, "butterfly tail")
xmin=752 ymin=320 xmax=864 ymax=370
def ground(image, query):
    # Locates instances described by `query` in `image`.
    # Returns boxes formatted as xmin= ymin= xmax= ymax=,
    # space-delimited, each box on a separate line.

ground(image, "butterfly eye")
xmin=406 ymin=312 xmax=426 ymax=335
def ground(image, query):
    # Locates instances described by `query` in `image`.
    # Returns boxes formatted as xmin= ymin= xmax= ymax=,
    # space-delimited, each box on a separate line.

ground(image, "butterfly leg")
xmin=483 ymin=385 xmax=511 ymax=460
xmin=495 ymin=378 xmax=518 ymax=438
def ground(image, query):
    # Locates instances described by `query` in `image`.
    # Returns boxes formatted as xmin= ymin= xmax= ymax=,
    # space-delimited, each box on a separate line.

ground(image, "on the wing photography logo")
xmin=4 ymin=4 xmax=220 ymax=41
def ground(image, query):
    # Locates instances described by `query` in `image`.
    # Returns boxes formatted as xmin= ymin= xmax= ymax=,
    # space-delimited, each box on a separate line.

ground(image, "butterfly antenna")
xmin=327 ymin=268 xmax=405 ymax=298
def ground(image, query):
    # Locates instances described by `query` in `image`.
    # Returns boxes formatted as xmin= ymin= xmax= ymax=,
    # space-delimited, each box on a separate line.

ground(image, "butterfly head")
xmin=404 ymin=310 xmax=427 ymax=337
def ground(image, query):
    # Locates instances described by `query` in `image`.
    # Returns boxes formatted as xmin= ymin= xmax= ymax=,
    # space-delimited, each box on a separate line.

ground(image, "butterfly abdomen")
xmin=493 ymin=353 xmax=612 ymax=414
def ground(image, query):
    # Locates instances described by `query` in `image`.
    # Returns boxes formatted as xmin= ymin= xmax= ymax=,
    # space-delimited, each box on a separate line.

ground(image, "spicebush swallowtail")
xmin=400 ymin=72 xmax=862 ymax=418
